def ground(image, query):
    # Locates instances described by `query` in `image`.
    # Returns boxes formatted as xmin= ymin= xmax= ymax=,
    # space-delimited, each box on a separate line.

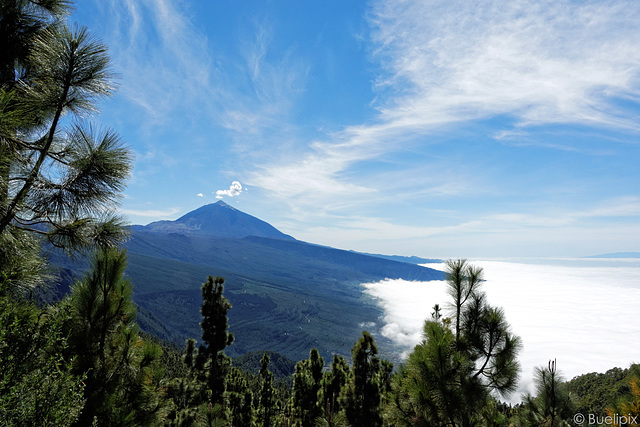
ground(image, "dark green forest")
xmin=1 ymin=1 xmax=639 ymax=426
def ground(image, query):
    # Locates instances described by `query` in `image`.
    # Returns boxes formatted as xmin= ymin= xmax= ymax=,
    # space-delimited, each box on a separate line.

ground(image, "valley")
xmin=111 ymin=201 xmax=442 ymax=361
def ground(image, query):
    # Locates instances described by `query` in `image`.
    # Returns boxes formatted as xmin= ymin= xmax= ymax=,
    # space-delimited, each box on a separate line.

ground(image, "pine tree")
xmin=402 ymin=319 xmax=474 ymax=426
xmin=320 ymin=355 xmax=348 ymax=416
xmin=165 ymin=338 xmax=205 ymax=426
xmin=383 ymin=364 xmax=421 ymax=427
xmin=198 ymin=275 xmax=234 ymax=408
xmin=445 ymin=258 xmax=484 ymax=343
xmin=392 ymin=260 xmax=521 ymax=426
xmin=165 ymin=277 xmax=235 ymax=426
xmin=341 ymin=331 xmax=389 ymax=427
xmin=0 ymin=0 xmax=132 ymax=292
xmin=292 ymin=348 xmax=324 ymax=426
xmin=258 ymin=352 xmax=276 ymax=427
xmin=227 ymin=366 xmax=254 ymax=427
xmin=317 ymin=354 xmax=349 ymax=427
xmin=67 ymin=248 xmax=164 ymax=426
xmin=514 ymin=359 xmax=575 ymax=426
xmin=0 ymin=290 xmax=85 ymax=425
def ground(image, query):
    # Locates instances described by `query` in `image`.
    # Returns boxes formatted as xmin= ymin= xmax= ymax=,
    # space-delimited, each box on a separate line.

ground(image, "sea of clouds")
xmin=362 ymin=258 xmax=640 ymax=403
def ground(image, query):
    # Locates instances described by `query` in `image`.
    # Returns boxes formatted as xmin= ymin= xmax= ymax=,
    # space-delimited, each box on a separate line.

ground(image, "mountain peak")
xmin=176 ymin=200 xmax=234 ymax=219
xmin=139 ymin=203 xmax=294 ymax=240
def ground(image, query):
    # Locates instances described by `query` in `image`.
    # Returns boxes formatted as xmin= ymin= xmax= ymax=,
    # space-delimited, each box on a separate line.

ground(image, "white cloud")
xmin=197 ymin=193 xmax=204 ymax=198
xmin=370 ymin=0 xmax=640 ymax=131
xmin=250 ymin=149 xmax=377 ymax=212
xmin=251 ymin=0 xmax=640 ymax=217
xmin=485 ymin=196 xmax=640 ymax=229
xmin=224 ymin=18 xmax=309 ymax=135
xmin=215 ymin=181 xmax=243 ymax=199
xmin=363 ymin=259 xmax=640 ymax=403
xmin=103 ymin=0 xmax=215 ymax=124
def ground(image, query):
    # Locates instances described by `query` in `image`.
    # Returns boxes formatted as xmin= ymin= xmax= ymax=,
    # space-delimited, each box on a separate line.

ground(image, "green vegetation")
xmin=0 ymin=286 xmax=84 ymax=426
xmin=119 ymin=231 xmax=440 ymax=361
xmin=4 ymin=234 xmax=638 ymax=426
xmin=2 ymin=1 xmax=638 ymax=426
xmin=68 ymin=248 xmax=165 ymax=425
xmin=566 ymin=366 xmax=631 ymax=416
xmin=0 ymin=0 xmax=132 ymax=294
xmin=386 ymin=259 xmax=521 ymax=426
xmin=605 ymin=365 xmax=640 ymax=426
xmin=513 ymin=360 xmax=575 ymax=426
xmin=51 ymin=220 xmax=442 ymax=362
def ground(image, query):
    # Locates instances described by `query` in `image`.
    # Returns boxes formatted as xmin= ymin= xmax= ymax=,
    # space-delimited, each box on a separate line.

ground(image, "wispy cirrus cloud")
xmin=94 ymin=0 xmax=312 ymax=213
xmin=217 ymin=18 xmax=310 ymax=161
xmin=101 ymin=0 xmax=214 ymax=123
xmin=251 ymin=0 xmax=640 ymax=214
xmin=370 ymin=0 xmax=640 ymax=131
xmin=99 ymin=0 xmax=307 ymax=143
xmin=486 ymin=196 xmax=640 ymax=228
xmin=87 ymin=0 xmax=640 ymax=255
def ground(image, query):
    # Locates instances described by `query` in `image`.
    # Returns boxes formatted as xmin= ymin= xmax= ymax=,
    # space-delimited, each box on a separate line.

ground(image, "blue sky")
xmin=72 ymin=0 xmax=640 ymax=258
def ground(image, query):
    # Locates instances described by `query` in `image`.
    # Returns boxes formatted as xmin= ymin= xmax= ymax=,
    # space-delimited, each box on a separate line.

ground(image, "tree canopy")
xmin=0 ymin=0 xmax=132 ymax=293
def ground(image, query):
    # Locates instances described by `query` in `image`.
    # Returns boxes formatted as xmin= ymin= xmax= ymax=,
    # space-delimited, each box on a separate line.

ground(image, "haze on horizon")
xmin=73 ymin=0 xmax=640 ymax=259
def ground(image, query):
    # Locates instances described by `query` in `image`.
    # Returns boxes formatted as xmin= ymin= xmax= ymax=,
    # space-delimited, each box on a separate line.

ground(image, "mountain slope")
xmin=126 ymin=232 xmax=440 ymax=285
xmin=49 ymin=203 xmax=442 ymax=361
xmin=109 ymin=203 xmax=442 ymax=361
xmin=124 ymin=230 xmax=442 ymax=361
xmin=134 ymin=201 xmax=294 ymax=240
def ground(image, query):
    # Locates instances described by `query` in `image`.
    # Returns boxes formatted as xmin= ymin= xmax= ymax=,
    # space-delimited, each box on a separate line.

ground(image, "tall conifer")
xmin=198 ymin=275 xmax=234 ymax=407
xmin=341 ymin=331 xmax=388 ymax=427
xmin=257 ymin=352 xmax=276 ymax=427
xmin=392 ymin=260 xmax=521 ymax=426
xmin=292 ymin=348 xmax=324 ymax=426
xmin=68 ymin=248 xmax=164 ymax=426
xmin=226 ymin=366 xmax=253 ymax=427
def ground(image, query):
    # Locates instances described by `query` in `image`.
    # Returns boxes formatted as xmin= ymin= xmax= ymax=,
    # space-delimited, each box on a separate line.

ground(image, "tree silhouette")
xmin=292 ymin=348 xmax=324 ymax=426
xmin=342 ymin=331 xmax=389 ymax=427
xmin=68 ymin=248 xmax=164 ymax=426
xmin=198 ymin=275 xmax=234 ymax=408
xmin=392 ymin=260 xmax=521 ymax=426
xmin=445 ymin=258 xmax=484 ymax=343
xmin=0 ymin=0 xmax=132 ymax=292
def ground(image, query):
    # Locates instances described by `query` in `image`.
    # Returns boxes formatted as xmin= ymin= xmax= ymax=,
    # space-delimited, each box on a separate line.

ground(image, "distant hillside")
xmin=133 ymin=201 xmax=294 ymax=240
xmin=586 ymin=252 xmax=640 ymax=259
xmin=233 ymin=351 xmax=296 ymax=379
xmin=52 ymin=202 xmax=442 ymax=362
xmin=124 ymin=231 xmax=441 ymax=361
xmin=356 ymin=252 xmax=442 ymax=265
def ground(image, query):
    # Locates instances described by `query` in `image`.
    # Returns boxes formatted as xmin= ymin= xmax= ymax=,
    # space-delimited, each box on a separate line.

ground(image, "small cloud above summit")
xmin=197 ymin=193 xmax=204 ymax=198
xmin=215 ymin=181 xmax=243 ymax=199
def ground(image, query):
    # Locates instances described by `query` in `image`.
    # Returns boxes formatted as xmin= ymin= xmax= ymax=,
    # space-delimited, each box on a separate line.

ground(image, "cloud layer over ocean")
xmin=363 ymin=258 xmax=640 ymax=402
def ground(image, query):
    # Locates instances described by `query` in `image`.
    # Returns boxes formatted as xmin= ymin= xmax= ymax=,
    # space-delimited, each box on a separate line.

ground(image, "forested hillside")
xmin=1 ymin=1 xmax=639 ymax=426
xmin=50 ymin=201 xmax=443 ymax=361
